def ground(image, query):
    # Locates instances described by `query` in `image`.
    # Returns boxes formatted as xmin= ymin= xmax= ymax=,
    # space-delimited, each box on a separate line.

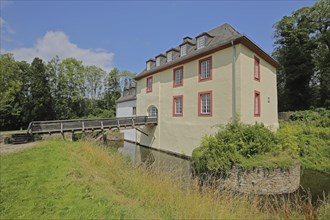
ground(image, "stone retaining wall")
xmin=217 ymin=162 xmax=300 ymax=194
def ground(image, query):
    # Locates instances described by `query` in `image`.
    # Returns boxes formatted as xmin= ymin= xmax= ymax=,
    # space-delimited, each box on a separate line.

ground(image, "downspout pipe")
xmin=231 ymin=41 xmax=236 ymax=119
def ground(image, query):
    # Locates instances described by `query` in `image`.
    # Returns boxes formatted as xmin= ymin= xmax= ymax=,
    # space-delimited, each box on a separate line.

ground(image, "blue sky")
xmin=1 ymin=0 xmax=315 ymax=73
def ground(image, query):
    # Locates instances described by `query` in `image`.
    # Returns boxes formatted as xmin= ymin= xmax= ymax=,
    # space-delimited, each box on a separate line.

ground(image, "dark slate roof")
xmin=116 ymin=94 xmax=136 ymax=103
xmin=116 ymin=86 xmax=136 ymax=103
xmin=135 ymin=23 xmax=279 ymax=80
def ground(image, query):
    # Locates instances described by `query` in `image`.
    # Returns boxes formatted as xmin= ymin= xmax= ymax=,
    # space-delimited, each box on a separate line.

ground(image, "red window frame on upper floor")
xmin=254 ymin=56 xmax=260 ymax=81
xmin=254 ymin=90 xmax=261 ymax=117
xmin=198 ymin=56 xmax=212 ymax=82
xmin=198 ymin=90 xmax=213 ymax=117
xmin=173 ymin=95 xmax=183 ymax=117
xmin=146 ymin=76 xmax=153 ymax=93
xmin=173 ymin=66 xmax=184 ymax=88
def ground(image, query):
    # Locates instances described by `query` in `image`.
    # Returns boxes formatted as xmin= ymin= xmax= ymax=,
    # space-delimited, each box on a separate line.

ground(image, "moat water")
xmin=117 ymin=141 xmax=329 ymax=203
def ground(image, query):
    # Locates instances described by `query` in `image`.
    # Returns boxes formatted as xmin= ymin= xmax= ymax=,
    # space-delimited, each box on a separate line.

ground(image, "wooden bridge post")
xmin=60 ymin=122 xmax=65 ymax=140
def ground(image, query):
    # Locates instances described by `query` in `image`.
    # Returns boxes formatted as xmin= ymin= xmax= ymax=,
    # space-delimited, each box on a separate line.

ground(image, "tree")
xmin=17 ymin=60 xmax=31 ymax=126
xmin=102 ymin=68 xmax=121 ymax=116
xmin=273 ymin=0 xmax=330 ymax=111
xmin=26 ymin=57 xmax=55 ymax=121
xmin=0 ymin=54 xmax=23 ymax=130
xmin=85 ymin=65 xmax=105 ymax=100
xmin=310 ymin=0 xmax=330 ymax=108
xmin=54 ymin=58 xmax=85 ymax=119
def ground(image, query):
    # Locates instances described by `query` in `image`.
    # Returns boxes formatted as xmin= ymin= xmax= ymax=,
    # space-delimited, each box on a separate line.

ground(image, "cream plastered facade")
xmin=136 ymin=44 xmax=278 ymax=156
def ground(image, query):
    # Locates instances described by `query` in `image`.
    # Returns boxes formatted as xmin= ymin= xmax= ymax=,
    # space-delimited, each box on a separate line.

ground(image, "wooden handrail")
xmin=27 ymin=116 xmax=157 ymax=135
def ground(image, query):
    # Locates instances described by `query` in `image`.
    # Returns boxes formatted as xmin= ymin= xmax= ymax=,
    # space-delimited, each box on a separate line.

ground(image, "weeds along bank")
xmin=278 ymin=109 xmax=330 ymax=173
xmin=1 ymin=139 xmax=329 ymax=219
xmin=192 ymin=109 xmax=330 ymax=178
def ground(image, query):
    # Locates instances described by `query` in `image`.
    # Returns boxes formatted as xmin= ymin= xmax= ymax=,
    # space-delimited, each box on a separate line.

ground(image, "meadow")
xmin=1 ymin=139 xmax=329 ymax=219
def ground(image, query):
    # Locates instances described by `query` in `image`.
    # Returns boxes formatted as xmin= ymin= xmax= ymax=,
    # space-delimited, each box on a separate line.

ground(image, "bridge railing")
xmin=27 ymin=116 xmax=157 ymax=135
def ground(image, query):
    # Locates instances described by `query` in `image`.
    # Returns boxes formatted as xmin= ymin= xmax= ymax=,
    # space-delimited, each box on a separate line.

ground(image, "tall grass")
xmin=1 ymin=139 xmax=329 ymax=219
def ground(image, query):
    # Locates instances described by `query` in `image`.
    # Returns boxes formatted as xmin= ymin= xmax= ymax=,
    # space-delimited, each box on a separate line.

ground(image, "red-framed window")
xmin=198 ymin=56 xmax=212 ymax=82
xmin=173 ymin=67 xmax=183 ymax=87
xmin=198 ymin=90 xmax=212 ymax=116
xmin=254 ymin=91 xmax=260 ymax=117
xmin=173 ymin=95 xmax=183 ymax=117
xmin=254 ymin=56 xmax=260 ymax=81
xmin=146 ymin=76 xmax=153 ymax=93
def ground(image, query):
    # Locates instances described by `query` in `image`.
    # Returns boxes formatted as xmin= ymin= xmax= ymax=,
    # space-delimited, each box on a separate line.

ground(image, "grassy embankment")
xmin=1 ymin=139 xmax=329 ymax=219
xmin=278 ymin=109 xmax=330 ymax=173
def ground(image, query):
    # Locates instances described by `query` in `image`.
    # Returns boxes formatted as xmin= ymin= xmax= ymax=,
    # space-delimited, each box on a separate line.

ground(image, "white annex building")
xmin=116 ymin=82 xmax=137 ymax=142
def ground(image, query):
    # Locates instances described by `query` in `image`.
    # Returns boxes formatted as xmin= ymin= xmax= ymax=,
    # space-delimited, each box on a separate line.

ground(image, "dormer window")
xmin=197 ymin=36 xmax=205 ymax=49
xmin=180 ymin=44 xmax=187 ymax=56
xmin=156 ymin=57 xmax=161 ymax=67
xmin=155 ymin=54 xmax=166 ymax=67
xmin=167 ymin=52 xmax=172 ymax=62
xmin=146 ymin=59 xmax=155 ymax=71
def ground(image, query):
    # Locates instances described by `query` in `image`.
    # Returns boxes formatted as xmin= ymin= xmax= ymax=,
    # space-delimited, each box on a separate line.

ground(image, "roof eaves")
xmin=166 ymin=48 xmax=180 ymax=53
xmin=237 ymin=36 xmax=280 ymax=68
xmin=196 ymin=32 xmax=214 ymax=38
xmin=135 ymin=36 xmax=240 ymax=80
xmin=146 ymin=58 xmax=155 ymax=62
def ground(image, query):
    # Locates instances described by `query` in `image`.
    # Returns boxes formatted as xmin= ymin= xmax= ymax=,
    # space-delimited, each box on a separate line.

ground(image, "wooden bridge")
xmin=27 ymin=116 xmax=157 ymax=135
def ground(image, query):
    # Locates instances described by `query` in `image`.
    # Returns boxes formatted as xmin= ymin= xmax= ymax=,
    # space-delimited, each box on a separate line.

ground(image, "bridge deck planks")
xmin=27 ymin=116 xmax=157 ymax=135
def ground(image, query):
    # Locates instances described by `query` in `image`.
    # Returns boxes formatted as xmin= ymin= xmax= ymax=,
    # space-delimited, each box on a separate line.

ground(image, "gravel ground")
xmin=0 ymin=142 xmax=37 ymax=154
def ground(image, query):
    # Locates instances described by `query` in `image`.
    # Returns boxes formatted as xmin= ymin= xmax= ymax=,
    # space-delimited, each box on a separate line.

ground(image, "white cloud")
xmin=0 ymin=17 xmax=15 ymax=34
xmin=4 ymin=31 xmax=114 ymax=71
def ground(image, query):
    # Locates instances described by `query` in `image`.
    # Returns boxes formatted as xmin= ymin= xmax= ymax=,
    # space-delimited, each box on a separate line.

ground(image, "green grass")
xmin=238 ymin=152 xmax=294 ymax=170
xmin=1 ymin=139 xmax=329 ymax=219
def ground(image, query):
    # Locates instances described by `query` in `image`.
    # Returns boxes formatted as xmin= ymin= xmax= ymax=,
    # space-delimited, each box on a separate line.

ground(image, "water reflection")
xmin=300 ymin=169 xmax=330 ymax=203
xmin=118 ymin=142 xmax=329 ymax=201
xmin=118 ymin=142 xmax=192 ymax=183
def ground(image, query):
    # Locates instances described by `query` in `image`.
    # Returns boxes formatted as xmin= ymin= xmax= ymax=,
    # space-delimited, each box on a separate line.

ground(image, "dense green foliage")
xmin=280 ymin=109 xmax=330 ymax=172
xmin=0 ymin=54 xmax=135 ymax=130
xmin=192 ymin=118 xmax=296 ymax=175
xmin=1 ymin=140 xmax=327 ymax=219
xmin=193 ymin=109 xmax=330 ymax=175
xmin=273 ymin=0 xmax=330 ymax=111
xmin=288 ymin=108 xmax=330 ymax=127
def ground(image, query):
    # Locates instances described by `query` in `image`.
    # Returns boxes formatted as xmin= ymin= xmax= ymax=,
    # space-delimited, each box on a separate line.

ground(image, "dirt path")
xmin=0 ymin=142 xmax=37 ymax=154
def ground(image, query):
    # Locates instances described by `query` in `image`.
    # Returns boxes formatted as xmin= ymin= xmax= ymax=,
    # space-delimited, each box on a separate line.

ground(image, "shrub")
xmin=288 ymin=108 xmax=330 ymax=127
xmin=192 ymin=118 xmax=291 ymax=175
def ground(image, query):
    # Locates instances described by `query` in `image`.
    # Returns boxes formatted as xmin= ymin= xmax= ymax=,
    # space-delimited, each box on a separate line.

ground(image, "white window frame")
xmin=174 ymin=67 xmax=183 ymax=87
xmin=200 ymin=59 xmax=210 ymax=80
xmin=156 ymin=57 xmax=161 ymax=67
xmin=254 ymin=91 xmax=260 ymax=116
xmin=146 ymin=77 xmax=152 ymax=93
xmin=180 ymin=44 xmax=187 ymax=56
xmin=198 ymin=91 xmax=212 ymax=116
xmin=197 ymin=36 xmax=205 ymax=49
xmin=167 ymin=52 xmax=172 ymax=62
xmin=148 ymin=106 xmax=158 ymax=117
xmin=254 ymin=57 xmax=260 ymax=81
xmin=173 ymin=96 xmax=183 ymax=116
xmin=201 ymin=93 xmax=210 ymax=114
xmin=147 ymin=62 xmax=151 ymax=70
